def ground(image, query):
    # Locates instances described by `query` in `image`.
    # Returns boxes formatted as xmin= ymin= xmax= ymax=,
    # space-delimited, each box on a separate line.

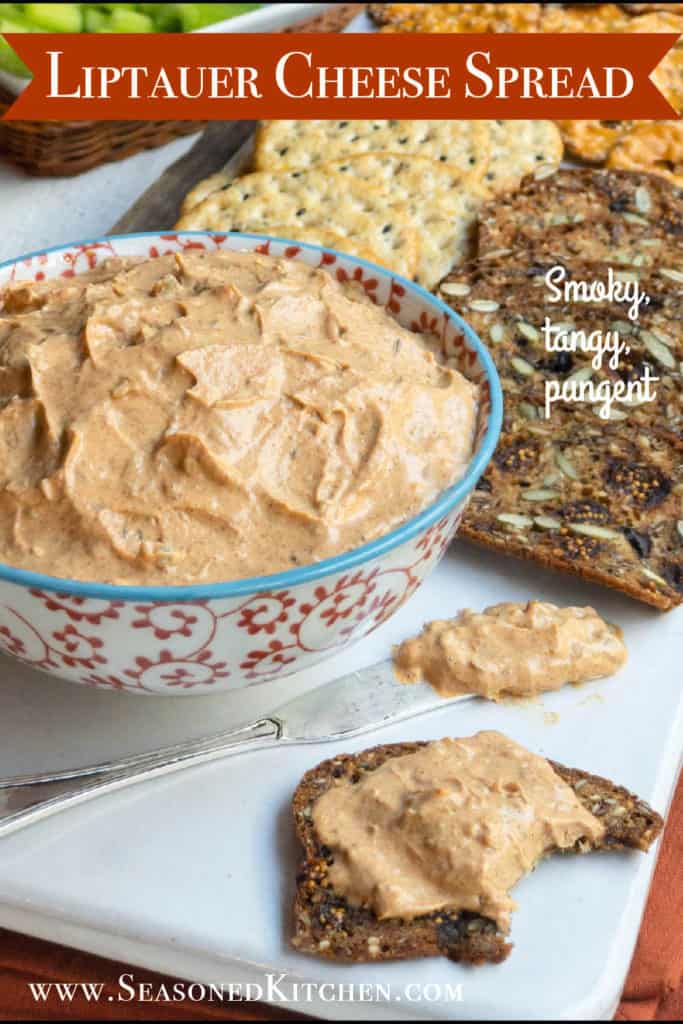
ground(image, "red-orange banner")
xmin=2 ymin=31 xmax=679 ymax=121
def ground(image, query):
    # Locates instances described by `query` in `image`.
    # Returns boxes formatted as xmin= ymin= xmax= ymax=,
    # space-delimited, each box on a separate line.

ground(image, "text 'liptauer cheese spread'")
xmin=312 ymin=731 xmax=605 ymax=930
xmin=0 ymin=251 xmax=478 ymax=585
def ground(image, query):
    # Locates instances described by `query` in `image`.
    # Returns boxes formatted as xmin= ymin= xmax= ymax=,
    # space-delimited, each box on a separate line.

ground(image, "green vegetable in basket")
xmin=0 ymin=2 xmax=265 ymax=77
xmin=174 ymin=4 xmax=261 ymax=31
xmin=83 ymin=6 xmax=106 ymax=31
xmin=23 ymin=4 xmax=83 ymax=32
xmin=136 ymin=4 xmax=183 ymax=31
xmin=0 ymin=17 xmax=32 ymax=75
xmin=104 ymin=7 xmax=154 ymax=31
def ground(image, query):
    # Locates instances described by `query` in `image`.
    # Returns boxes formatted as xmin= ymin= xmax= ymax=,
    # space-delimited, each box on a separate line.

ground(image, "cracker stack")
xmin=438 ymin=169 xmax=683 ymax=611
xmin=369 ymin=3 xmax=683 ymax=180
xmin=176 ymin=120 xmax=563 ymax=288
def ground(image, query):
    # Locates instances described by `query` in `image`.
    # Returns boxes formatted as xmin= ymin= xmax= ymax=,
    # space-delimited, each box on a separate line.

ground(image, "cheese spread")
xmin=393 ymin=601 xmax=627 ymax=700
xmin=312 ymin=731 xmax=605 ymax=929
xmin=0 ymin=251 xmax=478 ymax=585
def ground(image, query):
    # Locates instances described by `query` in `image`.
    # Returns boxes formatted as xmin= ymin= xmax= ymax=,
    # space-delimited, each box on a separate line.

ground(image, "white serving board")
xmin=0 ymin=540 xmax=680 ymax=1021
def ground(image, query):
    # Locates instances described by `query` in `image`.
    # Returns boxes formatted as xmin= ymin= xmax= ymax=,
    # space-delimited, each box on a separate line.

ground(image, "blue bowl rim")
xmin=0 ymin=230 xmax=503 ymax=602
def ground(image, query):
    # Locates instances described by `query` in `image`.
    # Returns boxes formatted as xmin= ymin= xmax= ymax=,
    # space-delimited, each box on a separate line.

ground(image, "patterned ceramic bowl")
xmin=0 ymin=232 xmax=502 ymax=696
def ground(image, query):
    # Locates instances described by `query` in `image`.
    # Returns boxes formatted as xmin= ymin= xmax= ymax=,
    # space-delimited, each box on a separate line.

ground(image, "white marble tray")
xmin=0 ymin=540 xmax=680 ymax=1021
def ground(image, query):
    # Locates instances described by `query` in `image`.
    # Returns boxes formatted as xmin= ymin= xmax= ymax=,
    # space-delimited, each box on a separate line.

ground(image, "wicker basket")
xmin=0 ymin=5 xmax=360 ymax=177
xmin=0 ymin=86 xmax=204 ymax=176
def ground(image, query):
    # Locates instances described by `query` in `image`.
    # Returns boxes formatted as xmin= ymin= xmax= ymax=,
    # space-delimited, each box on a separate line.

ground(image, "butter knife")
xmin=0 ymin=661 xmax=461 ymax=838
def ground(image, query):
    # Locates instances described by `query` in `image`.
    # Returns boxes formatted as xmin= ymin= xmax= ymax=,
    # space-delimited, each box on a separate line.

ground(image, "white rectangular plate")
xmin=0 ymin=540 xmax=680 ymax=1021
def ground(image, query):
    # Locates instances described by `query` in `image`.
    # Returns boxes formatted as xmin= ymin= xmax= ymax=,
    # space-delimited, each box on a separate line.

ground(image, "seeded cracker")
xmin=253 ymin=120 xmax=491 ymax=180
xmin=439 ymin=170 xmax=683 ymax=611
xmin=540 ymin=3 xmax=630 ymax=32
xmin=176 ymin=160 xmax=490 ymax=287
xmin=175 ymin=168 xmax=421 ymax=281
xmin=620 ymin=3 xmax=683 ymax=13
xmin=484 ymin=120 xmax=563 ymax=193
xmin=622 ymin=9 xmax=683 ymax=34
xmin=608 ymin=121 xmax=683 ymax=189
xmin=368 ymin=4 xmax=542 ymax=33
xmin=558 ymin=121 xmax=647 ymax=165
xmin=292 ymin=741 xmax=662 ymax=964
xmin=180 ymin=167 xmax=235 ymax=216
xmin=181 ymin=150 xmax=477 ymax=220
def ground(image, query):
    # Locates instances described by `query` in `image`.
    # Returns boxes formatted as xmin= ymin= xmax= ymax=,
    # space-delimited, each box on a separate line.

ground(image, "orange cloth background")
xmin=0 ymin=776 xmax=679 ymax=1022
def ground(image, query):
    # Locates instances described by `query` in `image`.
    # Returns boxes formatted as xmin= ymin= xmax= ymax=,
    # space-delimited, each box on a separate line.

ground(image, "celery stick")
xmin=83 ymin=7 xmax=107 ymax=32
xmin=107 ymin=8 xmax=154 ymax=32
xmin=0 ymin=5 xmax=24 ymax=20
xmin=180 ymin=4 xmax=261 ymax=30
xmin=0 ymin=28 xmax=30 ymax=76
xmin=22 ymin=3 xmax=83 ymax=32
xmin=137 ymin=4 xmax=183 ymax=31
xmin=175 ymin=5 xmax=203 ymax=31
xmin=0 ymin=13 xmax=37 ymax=33
xmin=0 ymin=9 xmax=37 ymax=31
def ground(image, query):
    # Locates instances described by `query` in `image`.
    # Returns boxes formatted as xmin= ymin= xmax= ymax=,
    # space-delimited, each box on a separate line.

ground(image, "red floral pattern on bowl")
xmin=0 ymin=232 xmax=502 ymax=696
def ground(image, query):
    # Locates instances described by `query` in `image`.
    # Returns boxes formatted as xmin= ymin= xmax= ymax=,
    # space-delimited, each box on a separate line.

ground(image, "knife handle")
xmin=0 ymin=717 xmax=282 ymax=839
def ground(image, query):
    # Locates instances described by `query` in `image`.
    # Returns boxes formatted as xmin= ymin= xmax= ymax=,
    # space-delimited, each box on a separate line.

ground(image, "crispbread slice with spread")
xmin=253 ymin=119 xmax=491 ymax=180
xmin=292 ymin=742 xmax=662 ymax=964
xmin=175 ymin=168 xmax=421 ymax=280
xmin=437 ymin=261 xmax=682 ymax=611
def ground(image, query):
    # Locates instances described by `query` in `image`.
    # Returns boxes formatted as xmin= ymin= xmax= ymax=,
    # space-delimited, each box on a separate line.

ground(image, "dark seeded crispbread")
xmin=477 ymin=169 xmax=683 ymax=262
xmin=441 ymin=259 xmax=683 ymax=329
xmin=484 ymin=220 xmax=683 ymax=271
xmin=291 ymin=742 xmax=663 ymax=965
xmin=437 ymin=170 xmax=683 ymax=611
xmin=439 ymin=296 xmax=682 ymax=610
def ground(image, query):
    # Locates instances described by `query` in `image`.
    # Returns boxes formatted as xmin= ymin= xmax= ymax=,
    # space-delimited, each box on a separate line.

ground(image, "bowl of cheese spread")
xmin=0 ymin=232 xmax=502 ymax=695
